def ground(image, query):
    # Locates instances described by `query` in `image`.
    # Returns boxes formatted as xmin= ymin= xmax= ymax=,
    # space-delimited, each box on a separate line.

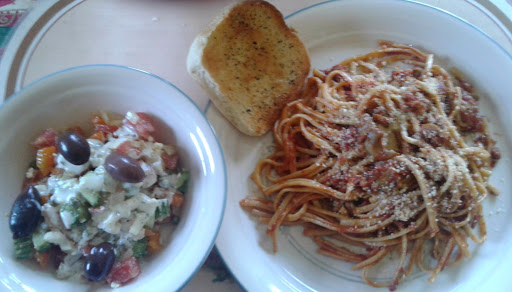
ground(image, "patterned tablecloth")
xmin=0 ymin=0 xmax=35 ymax=56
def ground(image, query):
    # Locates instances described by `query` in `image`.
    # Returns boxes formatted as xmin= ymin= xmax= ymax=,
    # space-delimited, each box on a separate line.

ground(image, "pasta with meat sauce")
xmin=240 ymin=42 xmax=500 ymax=290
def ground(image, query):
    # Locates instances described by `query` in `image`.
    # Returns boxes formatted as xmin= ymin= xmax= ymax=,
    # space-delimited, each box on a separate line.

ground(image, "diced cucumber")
xmin=32 ymin=228 xmax=51 ymax=252
xmin=155 ymin=199 xmax=171 ymax=222
xmin=14 ymin=237 xmax=34 ymax=259
xmin=176 ymin=171 xmax=190 ymax=193
xmin=60 ymin=199 xmax=90 ymax=228
xmin=132 ymin=237 xmax=148 ymax=258
xmin=80 ymin=190 xmax=100 ymax=206
xmin=78 ymin=171 xmax=104 ymax=192
xmin=145 ymin=214 xmax=155 ymax=229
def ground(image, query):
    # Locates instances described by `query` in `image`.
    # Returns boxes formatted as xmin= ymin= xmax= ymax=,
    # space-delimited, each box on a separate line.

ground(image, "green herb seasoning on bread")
xmin=187 ymin=0 xmax=310 ymax=136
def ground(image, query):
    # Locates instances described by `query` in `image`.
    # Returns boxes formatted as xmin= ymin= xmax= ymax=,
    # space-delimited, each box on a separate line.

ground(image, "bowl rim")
xmin=0 ymin=64 xmax=228 ymax=291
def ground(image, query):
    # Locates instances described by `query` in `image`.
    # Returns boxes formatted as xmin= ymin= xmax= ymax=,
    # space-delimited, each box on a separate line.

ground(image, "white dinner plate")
xmin=207 ymin=0 xmax=512 ymax=291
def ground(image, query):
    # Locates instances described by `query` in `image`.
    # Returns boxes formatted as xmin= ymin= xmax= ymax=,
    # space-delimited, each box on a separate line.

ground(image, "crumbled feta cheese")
xmin=158 ymin=173 xmax=183 ymax=190
xmin=78 ymin=171 xmax=104 ymax=193
xmin=49 ymin=177 xmax=80 ymax=204
xmin=150 ymin=158 xmax=166 ymax=176
xmin=56 ymin=253 xmax=83 ymax=279
xmin=137 ymin=194 xmax=159 ymax=215
xmin=141 ymin=162 xmax=157 ymax=188
xmin=26 ymin=167 xmax=36 ymax=179
xmin=95 ymin=165 xmax=118 ymax=193
xmin=129 ymin=212 xmax=150 ymax=238
xmin=141 ymin=142 xmax=167 ymax=175
xmin=60 ymin=210 xmax=76 ymax=229
xmin=42 ymin=204 xmax=62 ymax=227
xmin=56 ymin=154 xmax=90 ymax=176
xmin=114 ymin=124 xmax=138 ymax=139
xmin=93 ymin=194 xmax=141 ymax=235
xmin=158 ymin=175 xmax=173 ymax=189
xmin=44 ymin=230 xmax=75 ymax=252
xmin=162 ymin=144 xmax=176 ymax=156
xmin=125 ymin=111 xmax=140 ymax=124
xmin=34 ymin=184 xmax=49 ymax=197
xmin=87 ymin=139 xmax=107 ymax=167
xmin=152 ymin=187 xmax=167 ymax=199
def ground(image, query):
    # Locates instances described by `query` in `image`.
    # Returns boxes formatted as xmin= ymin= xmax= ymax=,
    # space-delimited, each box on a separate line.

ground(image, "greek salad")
xmin=9 ymin=111 xmax=189 ymax=287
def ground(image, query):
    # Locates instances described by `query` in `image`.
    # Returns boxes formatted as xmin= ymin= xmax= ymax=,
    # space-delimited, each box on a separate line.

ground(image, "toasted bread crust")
xmin=200 ymin=0 xmax=310 ymax=136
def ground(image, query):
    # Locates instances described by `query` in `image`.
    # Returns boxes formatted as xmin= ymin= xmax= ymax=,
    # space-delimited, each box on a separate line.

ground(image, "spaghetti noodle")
xmin=240 ymin=42 xmax=501 ymax=290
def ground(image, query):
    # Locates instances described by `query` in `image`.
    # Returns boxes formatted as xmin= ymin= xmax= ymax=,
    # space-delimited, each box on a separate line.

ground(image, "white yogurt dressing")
xmin=26 ymin=112 xmax=186 ymax=281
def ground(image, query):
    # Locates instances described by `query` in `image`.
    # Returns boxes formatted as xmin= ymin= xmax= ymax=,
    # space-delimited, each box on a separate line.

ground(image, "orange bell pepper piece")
xmin=36 ymin=146 xmax=57 ymax=176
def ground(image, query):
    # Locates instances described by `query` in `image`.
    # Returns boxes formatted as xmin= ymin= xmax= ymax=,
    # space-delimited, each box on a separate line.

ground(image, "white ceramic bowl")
xmin=0 ymin=65 xmax=226 ymax=292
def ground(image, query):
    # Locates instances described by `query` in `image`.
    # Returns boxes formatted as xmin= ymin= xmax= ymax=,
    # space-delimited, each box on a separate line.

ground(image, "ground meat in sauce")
xmin=325 ymin=160 xmax=411 ymax=194
xmin=458 ymin=91 xmax=485 ymax=133
xmin=401 ymin=92 xmax=428 ymax=115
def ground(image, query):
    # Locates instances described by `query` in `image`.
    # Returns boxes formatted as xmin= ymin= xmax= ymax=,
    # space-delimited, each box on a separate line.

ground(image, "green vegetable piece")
xmin=132 ymin=237 xmax=148 ymax=258
xmin=32 ymin=228 xmax=51 ymax=252
xmin=155 ymin=199 xmax=171 ymax=222
xmin=145 ymin=212 xmax=155 ymax=229
xmin=60 ymin=199 xmax=91 ymax=226
xmin=14 ymin=237 xmax=34 ymax=259
xmin=80 ymin=190 xmax=100 ymax=206
xmin=176 ymin=171 xmax=190 ymax=193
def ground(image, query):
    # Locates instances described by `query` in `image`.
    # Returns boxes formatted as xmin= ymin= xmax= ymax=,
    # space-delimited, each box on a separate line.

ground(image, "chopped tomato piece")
xmin=106 ymin=257 xmax=141 ymax=285
xmin=66 ymin=126 xmax=85 ymax=137
xmin=116 ymin=141 xmax=142 ymax=158
xmin=145 ymin=229 xmax=163 ymax=254
xmin=32 ymin=129 xmax=58 ymax=150
xmin=81 ymin=245 xmax=93 ymax=256
xmin=92 ymin=114 xmax=118 ymax=134
xmin=162 ymin=153 xmax=179 ymax=170
xmin=94 ymin=124 xmax=119 ymax=135
xmin=91 ymin=114 xmax=106 ymax=126
xmin=36 ymin=146 xmax=57 ymax=176
xmin=89 ymin=131 xmax=105 ymax=142
xmin=35 ymin=251 xmax=50 ymax=269
xmin=51 ymin=247 xmax=66 ymax=270
xmin=124 ymin=112 xmax=155 ymax=140
xmin=171 ymin=193 xmax=184 ymax=207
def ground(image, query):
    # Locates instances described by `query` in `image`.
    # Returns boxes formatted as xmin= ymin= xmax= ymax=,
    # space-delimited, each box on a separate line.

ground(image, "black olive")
xmin=9 ymin=186 xmax=43 ymax=239
xmin=25 ymin=184 xmax=42 ymax=204
xmin=57 ymin=131 xmax=91 ymax=165
xmin=85 ymin=242 xmax=116 ymax=282
xmin=104 ymin=152 xmax=145 ymax=183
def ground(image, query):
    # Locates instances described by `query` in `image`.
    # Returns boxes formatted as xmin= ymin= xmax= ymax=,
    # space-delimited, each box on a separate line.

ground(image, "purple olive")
xmin=57 ymin=131 xmax=90 ymax=165
xmin=85 ymin=242 xmax=115 ymax=282
xmin=104 ymin=152 xmax=145 ymax=183
xmin=9 ymin=186 xmax=42 ymax=239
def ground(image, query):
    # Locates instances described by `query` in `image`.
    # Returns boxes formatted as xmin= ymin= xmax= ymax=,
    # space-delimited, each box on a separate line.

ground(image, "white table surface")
xmin=15 ymin=0 xmax=512 ymax=111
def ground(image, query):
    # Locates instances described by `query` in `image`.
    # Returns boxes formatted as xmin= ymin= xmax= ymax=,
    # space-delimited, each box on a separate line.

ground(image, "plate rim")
xmin=0 ymin=0 xmax=84 ymax=100
xmin=0 ymin=0 xmax=512 ymax=103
